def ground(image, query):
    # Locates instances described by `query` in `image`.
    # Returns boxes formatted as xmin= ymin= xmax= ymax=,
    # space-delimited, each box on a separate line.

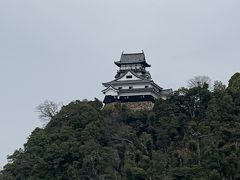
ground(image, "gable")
xmin=117 ymin=71 xmax=141 ymax=81
xmin=102 ymin=86 xmax=119 ymax=96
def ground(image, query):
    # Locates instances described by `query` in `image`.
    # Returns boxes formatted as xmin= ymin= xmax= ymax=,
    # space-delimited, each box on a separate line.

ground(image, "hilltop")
xmin=1 ymin=74 xmax=240 ymax=179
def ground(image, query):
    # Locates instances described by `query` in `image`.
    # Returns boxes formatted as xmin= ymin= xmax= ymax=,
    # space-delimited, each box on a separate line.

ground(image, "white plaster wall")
xmin=115 ymin=83 xmax=152 ymax=90
xmin=105 ymin=89 xmax=118 ymax=96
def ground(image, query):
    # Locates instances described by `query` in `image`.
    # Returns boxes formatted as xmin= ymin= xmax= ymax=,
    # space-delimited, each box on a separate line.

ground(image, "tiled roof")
xmin=160 ymin=89 xmax=173 ymax=95
xmin=102 ymin=79 xmax=152 ymax=87
xmin=120 ymin=53 xmax=145 ymax=63
xmin=115 ymin=52 xmax=151 ymax=67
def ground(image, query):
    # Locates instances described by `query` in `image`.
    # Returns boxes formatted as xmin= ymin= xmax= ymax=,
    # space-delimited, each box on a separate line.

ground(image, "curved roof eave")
xmin=114 ymin=61 xmax=151 ymax=67
xmin=102 ymin=85 xmax=119 ymax=93
xmin=150 ymin=81 xmax=163 ymax=90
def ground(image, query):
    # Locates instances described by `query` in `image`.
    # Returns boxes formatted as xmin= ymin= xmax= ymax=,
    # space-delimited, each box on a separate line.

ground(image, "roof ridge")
xmin=122 ymin=52 xmax=144 ymax=55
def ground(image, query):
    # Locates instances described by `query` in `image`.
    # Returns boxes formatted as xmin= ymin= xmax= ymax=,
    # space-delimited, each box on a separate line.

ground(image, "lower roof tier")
xmin=103 ymin=86 xmax=162 ymax=99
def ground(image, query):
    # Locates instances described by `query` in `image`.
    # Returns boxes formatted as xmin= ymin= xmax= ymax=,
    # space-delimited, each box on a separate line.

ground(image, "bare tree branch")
xmin=36 ymin=100 xmax=61 ymax=122
xmin=188 ymin=75 xmax=212 ymax=88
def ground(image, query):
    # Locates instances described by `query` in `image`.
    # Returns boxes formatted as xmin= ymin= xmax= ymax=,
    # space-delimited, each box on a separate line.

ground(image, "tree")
xmin=36 ymin=100 xmax=61 ymax=121
xmin=188 ymin=76 xmax=212 ymax=88
xmin=213 ymin=81 xmax=226 ymax=92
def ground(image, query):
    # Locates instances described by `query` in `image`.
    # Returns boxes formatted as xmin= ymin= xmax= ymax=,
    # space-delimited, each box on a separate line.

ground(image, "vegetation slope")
xmin=1 ymin=73 xmax=240 ymax=180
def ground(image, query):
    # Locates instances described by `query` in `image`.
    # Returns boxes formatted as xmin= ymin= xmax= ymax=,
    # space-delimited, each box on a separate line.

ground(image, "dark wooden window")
xmin=118 ymin=87 xmax=122 ymax=89
xmin=129 ymin=86 xmax=133 ymax=89
xmin=145 ymin=86 xmax=149 ymax=88
xmin=126 ymin=75 xmax=132 ymax=79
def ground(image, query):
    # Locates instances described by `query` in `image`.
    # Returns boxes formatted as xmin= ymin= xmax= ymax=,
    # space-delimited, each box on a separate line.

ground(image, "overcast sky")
xmin=0 ymin=0 xmax=240 ymax=167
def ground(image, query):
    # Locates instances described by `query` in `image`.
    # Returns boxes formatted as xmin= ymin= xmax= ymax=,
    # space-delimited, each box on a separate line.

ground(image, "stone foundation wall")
xmin=125 ymin=101 xmax=154 ymax=111
xmin=104 ymin=101 xmax=154 ymax=111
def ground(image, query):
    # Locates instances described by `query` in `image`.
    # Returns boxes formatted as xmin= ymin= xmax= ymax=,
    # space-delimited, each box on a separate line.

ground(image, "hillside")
xmin=1 ymin=74 xmax=240 ymax=180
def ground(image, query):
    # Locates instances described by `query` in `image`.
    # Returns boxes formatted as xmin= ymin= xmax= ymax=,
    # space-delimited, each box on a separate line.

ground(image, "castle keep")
xmin=102 ymin=52 xmax=171 ymax=107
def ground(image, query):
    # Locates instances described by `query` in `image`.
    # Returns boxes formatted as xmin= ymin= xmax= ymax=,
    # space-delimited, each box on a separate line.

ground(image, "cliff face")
xmin=1 ymin=73 xmax=240 ymax=180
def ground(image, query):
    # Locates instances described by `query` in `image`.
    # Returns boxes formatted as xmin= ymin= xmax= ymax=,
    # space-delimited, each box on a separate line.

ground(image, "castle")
xmin=102 ymin=52 xmax=172 ymax=109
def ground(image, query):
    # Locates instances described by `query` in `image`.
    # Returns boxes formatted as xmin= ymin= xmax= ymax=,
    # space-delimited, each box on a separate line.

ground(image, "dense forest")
xmin=1 ymin=73 xmax=240 ymax=180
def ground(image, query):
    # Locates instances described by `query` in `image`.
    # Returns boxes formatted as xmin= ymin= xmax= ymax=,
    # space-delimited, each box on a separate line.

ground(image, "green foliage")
xmin=1 ymin=74 xmax=240 ymax=179
xmin=126 ymin=166 xmax=147 ymax=180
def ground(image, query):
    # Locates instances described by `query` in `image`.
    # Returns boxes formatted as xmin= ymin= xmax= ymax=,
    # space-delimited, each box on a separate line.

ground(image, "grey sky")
xmin=1 ymin=0 xmax=240 ymax=167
